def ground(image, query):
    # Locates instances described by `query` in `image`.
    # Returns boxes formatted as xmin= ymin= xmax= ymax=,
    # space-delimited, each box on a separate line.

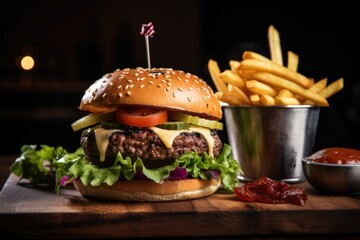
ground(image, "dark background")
xmin=0 ymin=0 xmax=359 ymax=155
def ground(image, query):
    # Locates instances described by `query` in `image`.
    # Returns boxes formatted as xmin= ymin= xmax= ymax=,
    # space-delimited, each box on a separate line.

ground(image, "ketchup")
xmin=234 ymin=177 xmax=307 ymax=206
xmin=307 ymin=148 xmax=360 ymax=164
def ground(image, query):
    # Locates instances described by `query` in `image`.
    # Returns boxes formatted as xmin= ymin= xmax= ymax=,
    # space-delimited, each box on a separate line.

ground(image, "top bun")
xmin=80 ymin=67 xmax=222 ymax=120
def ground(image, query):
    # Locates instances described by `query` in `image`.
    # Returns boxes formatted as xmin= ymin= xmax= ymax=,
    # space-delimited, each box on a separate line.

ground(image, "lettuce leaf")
xmin=54 ymin=144 xmax=241 ymax=194
xmin=10 ymin=145 xmax=67 ymax=185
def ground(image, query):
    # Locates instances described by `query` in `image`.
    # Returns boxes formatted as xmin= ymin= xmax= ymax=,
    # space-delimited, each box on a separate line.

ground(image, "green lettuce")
xmin=54 ymin=144 xmax=241 ymax=194
xmin=10 ymin=145 xmax=67 ymax=185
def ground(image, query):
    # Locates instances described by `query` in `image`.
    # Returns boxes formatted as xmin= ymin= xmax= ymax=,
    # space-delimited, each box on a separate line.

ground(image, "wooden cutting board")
xmin=1 ymin=174 xmax=359 ymax=239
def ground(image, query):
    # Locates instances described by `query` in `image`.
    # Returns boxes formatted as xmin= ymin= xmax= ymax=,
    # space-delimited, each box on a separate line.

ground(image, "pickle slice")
xmin=71 ymin=111 xmax=116 ymax=131
xmin=156 ymin=121 xmax=190 ymax=130
xmin=168 ymin=112 xmax=223 ymax=130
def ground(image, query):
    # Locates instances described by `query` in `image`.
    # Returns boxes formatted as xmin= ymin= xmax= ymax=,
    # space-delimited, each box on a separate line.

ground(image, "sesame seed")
xmin=125 ymin=85 xmax=129 ymax=90
xmin=157 ymin=84 xmax=162 ymax=88
xmin=165 ymin=75 xmax=170 ymax=78
xmin=166 ymin=87 xmax=170 ymax=91
xmin=203 ymin=96 xmax=208 ymax=102
xmin=167 ymin=82 xmax=171 ymax=87
xmin=140 ymin=84 xmax=145 ymax=88
xmin=119 ymin=93 xmax=123 ymax=98
xmin=196 ymin=88 xmax=200 ymax=92
xmin=149 ymin=81 xmax=154 ymax=84
xmin=188 ymin=87 xmax=192 ymax=91
xmin=177 ymin=77 xmax=181 ymax=81
xmin=119 ymin=76 xmax=124 ymax=80
xmin=109 ymin=82 xmax=113 ymax=86
xmin=161 ymin=79 xmax=167 ymax=83
xmin=173 ymin=92 xmax=176 ymax=98
xmin=127 ymin=91 xmax=131 ymax=96
xmin=195 ymin=80 xmax=199 ymax=83
xmin=127 ymin=79 xmax=133 ymax=83
xmin=185 ymin=79 xmax=189 ymax=83
xmin=129 ymin=84 xmax=134 ymax=88
xmin=178 ymin=87 xmax=183 ymax=91
xmin=135 ymin=73 xmax=139 ymax=76
xmin=117 ymin=85 xmax=122 ymax=89
xmin=187 ymin=97 xmax=192 ymax=102
xmin=102 ymin=93 xmax=106 ymax=98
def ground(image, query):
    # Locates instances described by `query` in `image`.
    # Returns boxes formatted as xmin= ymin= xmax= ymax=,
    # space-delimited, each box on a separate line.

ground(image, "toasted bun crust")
xmin=73 ymin=178 xmax=221 ymax=202
xmin=80 ymin=68 xmax=222 ymax=120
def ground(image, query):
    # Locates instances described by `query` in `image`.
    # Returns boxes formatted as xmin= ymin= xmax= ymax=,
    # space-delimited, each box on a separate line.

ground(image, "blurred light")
xmin=20 ymin=56 xmax=35 ymax=70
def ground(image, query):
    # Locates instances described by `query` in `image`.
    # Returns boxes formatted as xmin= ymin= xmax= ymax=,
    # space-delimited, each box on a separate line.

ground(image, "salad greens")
xmin=10 ymin=145 xmax=68 ymax=185
xmin=10 ymin=144 xmax=241 ymax=194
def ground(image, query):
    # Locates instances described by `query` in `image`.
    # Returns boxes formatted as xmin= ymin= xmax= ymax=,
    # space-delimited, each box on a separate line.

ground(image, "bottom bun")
xmin=73 ymin=178 xmax=221 ymax=202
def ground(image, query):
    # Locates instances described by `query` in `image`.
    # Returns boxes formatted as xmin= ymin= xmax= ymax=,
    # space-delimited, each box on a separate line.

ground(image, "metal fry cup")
xmin=223 ymin=105 xmax=320 ymax=183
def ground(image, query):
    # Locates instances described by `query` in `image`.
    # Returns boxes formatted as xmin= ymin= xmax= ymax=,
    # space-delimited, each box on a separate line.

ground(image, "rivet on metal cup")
xmin=223 ymin=105 xmax=320 ymax=183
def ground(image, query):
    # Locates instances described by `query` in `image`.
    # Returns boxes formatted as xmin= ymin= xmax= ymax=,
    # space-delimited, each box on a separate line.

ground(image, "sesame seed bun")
xmin=73 ymin=177 xmax=221 ymax=202
xmin=80 ymin=67 xmax=222 ymax=120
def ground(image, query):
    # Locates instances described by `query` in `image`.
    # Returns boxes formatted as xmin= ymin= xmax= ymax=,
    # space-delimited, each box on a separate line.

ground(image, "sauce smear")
xmin=307 ymin=148 xmax=360 ymax=164
xmin=234 ymin=177 xmax=307 ymax=206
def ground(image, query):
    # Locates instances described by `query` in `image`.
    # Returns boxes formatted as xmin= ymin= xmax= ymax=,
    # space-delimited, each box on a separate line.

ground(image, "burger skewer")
xmin=140 ymin=22 xmax=155 ymax=69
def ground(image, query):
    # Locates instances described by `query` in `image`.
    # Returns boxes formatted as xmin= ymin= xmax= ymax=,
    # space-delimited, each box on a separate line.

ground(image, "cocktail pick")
xmin=140 ymin=22 xmax=155 ymax=69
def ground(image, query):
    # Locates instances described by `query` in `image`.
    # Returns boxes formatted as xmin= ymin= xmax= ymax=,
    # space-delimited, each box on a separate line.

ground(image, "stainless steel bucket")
xmin=223 ymin=105 xmax=320 ymax=183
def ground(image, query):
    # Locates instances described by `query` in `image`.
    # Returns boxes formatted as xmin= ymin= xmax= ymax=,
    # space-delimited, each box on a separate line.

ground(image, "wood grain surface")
xmin=1 ymin=173 xmax=360 ymax=239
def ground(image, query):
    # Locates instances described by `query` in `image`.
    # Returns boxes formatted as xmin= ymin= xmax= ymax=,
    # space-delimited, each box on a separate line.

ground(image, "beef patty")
xmin=81 ymin=128 xmax=222 ymax=168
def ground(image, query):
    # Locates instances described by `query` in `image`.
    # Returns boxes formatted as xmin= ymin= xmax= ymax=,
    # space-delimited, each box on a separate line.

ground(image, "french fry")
xmin=229 ymin=60 xmax=240 ymax=73
xmin=208 ymin=59 xmax=227 ymax=93
xmin=219 ymin=70 xmax=246 ymax=90
xmin=296 ymin=78 xmax=328 ymax=102
xmin=319 ymin=78 xmax=343 ymax=98
xmin=227 ymin=84 xmax=251 ymax=104
xmin=268 ymin=25 xmax=283 ymax=66
xmin=215 ymin=91 xmax=224 ymax=100
xmin=287 ymin=51 xmax=299 ymax=72
xmin=208 ymin=25 xmax=344 ymax=107
xmin=260 ymin=94 xmax=275 ymax=106
xmin=238 ymin=59 xmax=313 ymax=88
xmin=246 ymin=80 xmax=277 ymax=97
xmin=277 ymin=89 xmax=294 ymax=97
xmin=275 ymin=96 xmax=301 ymax=105
xmin=219 ymin=92 xmax=244 ymax=105
xmin=249 ymin=94 xmax=261 ymax=105
xmin=310 ymin=78 xmax=328 ymax=93
xmin=247 ymin=71 xmax=329 ymax=106
xmin=242 ymin=51 xmax=271 ymax=62
xmin=303 ymin=78 xmax=344 ymax=104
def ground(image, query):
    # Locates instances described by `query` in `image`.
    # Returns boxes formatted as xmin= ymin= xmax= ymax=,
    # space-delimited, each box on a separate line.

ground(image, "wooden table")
xmin=0 ymin=149 xmax=360 ymax=239
xmin=1 ymin=172 xmax=360 ymax=239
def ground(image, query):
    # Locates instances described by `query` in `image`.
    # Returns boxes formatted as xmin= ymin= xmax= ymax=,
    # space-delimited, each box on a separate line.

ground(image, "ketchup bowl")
xmin=302 ymin=148 xmax=360 ymax=194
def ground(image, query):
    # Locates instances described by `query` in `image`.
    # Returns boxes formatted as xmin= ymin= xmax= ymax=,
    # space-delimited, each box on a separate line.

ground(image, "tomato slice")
xmin=116 ymin=108 xmax=168 ymax=127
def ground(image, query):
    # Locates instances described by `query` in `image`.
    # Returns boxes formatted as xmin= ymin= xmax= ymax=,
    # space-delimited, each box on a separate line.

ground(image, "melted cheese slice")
xmin=94 ymin=128 xmax=124 ymax=162
xmin=149 ymin=126 xmax=215 ymax=157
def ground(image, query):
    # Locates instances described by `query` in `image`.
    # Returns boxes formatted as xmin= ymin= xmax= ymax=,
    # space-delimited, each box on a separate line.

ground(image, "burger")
xmin=55 ymin=67 xmax=240 ymax=201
